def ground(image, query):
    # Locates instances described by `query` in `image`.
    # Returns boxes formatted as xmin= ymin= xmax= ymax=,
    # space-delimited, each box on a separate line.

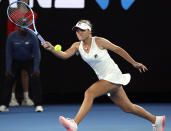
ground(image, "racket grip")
xmin=37 ymin=34 xmax=49 ymax=48
xmin=37 ymin=34 xmax=45 ymax=43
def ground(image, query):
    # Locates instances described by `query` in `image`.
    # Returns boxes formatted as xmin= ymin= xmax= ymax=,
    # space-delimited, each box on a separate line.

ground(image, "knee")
xmin=21 ymin=71 xmax=28 ymax=78
xmin=122 ymin=104 xmax=135 ymax=113
xmin=84 ymin=88 xmax=95 ymax=100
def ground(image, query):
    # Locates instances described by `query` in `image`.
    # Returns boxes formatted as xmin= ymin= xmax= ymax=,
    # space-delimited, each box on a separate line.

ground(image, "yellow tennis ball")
xmin=54 ymin=44 xmax=62 ymax=52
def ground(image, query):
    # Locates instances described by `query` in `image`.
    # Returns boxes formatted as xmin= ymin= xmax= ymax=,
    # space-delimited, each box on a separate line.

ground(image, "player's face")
xmin=76 ymin=29 xmax=91 ymax=41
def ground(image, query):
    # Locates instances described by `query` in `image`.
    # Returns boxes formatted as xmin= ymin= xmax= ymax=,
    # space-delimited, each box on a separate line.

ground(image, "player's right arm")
xmin=42 ymin=41 xmax=80 ymax=60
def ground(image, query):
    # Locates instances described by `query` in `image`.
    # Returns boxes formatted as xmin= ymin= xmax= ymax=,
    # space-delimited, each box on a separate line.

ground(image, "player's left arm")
xmin=96 ymin=37 xmax=148 ymax=72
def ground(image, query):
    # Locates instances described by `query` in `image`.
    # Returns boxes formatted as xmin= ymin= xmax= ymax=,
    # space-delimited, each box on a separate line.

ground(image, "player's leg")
xmin=59 ymin=80 xmax=120 ymax=130
xmin=9 ymin=81 xmax=20 ymax=106
xmin=12 ymin=81 xmax=16 ymax=92
xmin=108 ymin=87 xmax=156 ymax=123
xmin=21 ymin=69 xmax=34 ymax=106
xmin=108 ymin=87 xmax=165 ymax=130
xmin=74 ymin=80 xmax=119 ymax=124
xmin=21 ymin=70 xmax=29 ymax=93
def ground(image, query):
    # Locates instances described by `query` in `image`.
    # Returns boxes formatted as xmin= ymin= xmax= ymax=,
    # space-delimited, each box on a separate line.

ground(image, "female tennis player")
xmin=42 ymin=20 xmax=165 ymax=131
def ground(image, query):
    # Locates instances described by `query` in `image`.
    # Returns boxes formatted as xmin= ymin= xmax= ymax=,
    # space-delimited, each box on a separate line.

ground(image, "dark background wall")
xmin=0 ymin=0 xmax=170 ymax=104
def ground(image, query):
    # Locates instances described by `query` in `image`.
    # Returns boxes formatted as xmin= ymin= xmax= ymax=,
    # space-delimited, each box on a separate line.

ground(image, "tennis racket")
xmin=7 ymin=1 xmax=45 ymax=43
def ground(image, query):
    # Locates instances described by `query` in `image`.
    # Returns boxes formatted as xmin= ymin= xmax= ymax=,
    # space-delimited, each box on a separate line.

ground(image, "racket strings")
xmin=8 ymin=3 xmax=33 ymax=26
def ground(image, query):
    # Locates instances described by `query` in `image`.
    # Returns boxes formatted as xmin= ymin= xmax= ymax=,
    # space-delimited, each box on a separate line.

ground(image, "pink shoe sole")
xmin=162 ymin=116 xmax=165 ymax=131
xmin=67 ymin=129 xmax=74 ymax=131
xmin=59 ymin=116 xmax=75 ymax=131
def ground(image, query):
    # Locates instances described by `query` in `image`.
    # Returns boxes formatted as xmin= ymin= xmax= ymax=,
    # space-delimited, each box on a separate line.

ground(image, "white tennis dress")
xmin=78 ymin=37 xmax=131 ymax=85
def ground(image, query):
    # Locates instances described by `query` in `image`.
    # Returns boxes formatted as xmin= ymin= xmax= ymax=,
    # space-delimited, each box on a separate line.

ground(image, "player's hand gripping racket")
xmin=7 ymin=1 xmax=45 ymax=44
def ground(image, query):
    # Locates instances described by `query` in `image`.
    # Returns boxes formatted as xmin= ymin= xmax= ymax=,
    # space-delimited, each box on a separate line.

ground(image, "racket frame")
xmin=7 ymin=1 xmax=45 ymax=43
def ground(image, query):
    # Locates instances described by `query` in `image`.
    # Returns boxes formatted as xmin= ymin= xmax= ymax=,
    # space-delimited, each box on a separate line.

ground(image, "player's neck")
xmin=82 ymin=36 xmax=92 ymax=46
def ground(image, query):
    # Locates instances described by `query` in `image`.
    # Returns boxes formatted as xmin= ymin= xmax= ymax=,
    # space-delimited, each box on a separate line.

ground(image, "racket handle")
xmin=37 ymin=34 xmax=50 ymax=48
xmin=37 ymin=34 xmax=45 ymax=43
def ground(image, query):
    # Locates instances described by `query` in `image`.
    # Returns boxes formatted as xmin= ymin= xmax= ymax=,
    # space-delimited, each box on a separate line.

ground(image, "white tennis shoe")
xmin=9 ymin=98 xmax=19 ymax=106
xmin=0 ymin=105 xmax=9 ymax=112
xmin=22 ymin=98 xmax=34 ymax=106
xmin=35 ymin=106 xmax=43 ymax=112
xmin=59 ymin=116 xmax=78 ymax=131
xmin=152 ymin=116 xmax=165 ymax=131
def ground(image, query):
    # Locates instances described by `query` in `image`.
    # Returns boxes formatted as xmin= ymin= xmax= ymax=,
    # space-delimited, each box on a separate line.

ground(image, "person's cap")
xmin=17 ymin=18 xmax=28 ymax=26
xmin=72 ymin=22 xmax=91 ymax=31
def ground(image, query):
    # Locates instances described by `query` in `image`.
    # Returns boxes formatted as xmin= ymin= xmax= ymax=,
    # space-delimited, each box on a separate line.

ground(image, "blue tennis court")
xmin=0 ymin=103 xmax=170 ymax=131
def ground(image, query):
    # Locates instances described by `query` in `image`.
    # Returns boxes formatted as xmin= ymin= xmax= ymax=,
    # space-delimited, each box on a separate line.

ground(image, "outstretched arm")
xmin=42 ymin=41 xmax=80 ymax=60
xmin=96 ymin=37 xmax=148 ymax=73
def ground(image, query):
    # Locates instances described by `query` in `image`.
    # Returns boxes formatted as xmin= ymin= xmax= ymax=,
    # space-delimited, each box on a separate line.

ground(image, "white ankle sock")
xmin=11 ymin=93 xmax=16 ymax=99
xmin=23 ymin=92 xmax=29 ymax=99
xmin=155 ymin=116 xmax=163 ymax=125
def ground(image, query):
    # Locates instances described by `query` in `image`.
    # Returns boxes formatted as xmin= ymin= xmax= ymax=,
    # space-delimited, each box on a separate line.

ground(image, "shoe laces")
xmin=66 ymin=118 xmax=77 ymax=127
xmin=66 ymin=118 xmax=75 ymax=123
xmin=66 ymin=118 xmax=72 ymax=120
